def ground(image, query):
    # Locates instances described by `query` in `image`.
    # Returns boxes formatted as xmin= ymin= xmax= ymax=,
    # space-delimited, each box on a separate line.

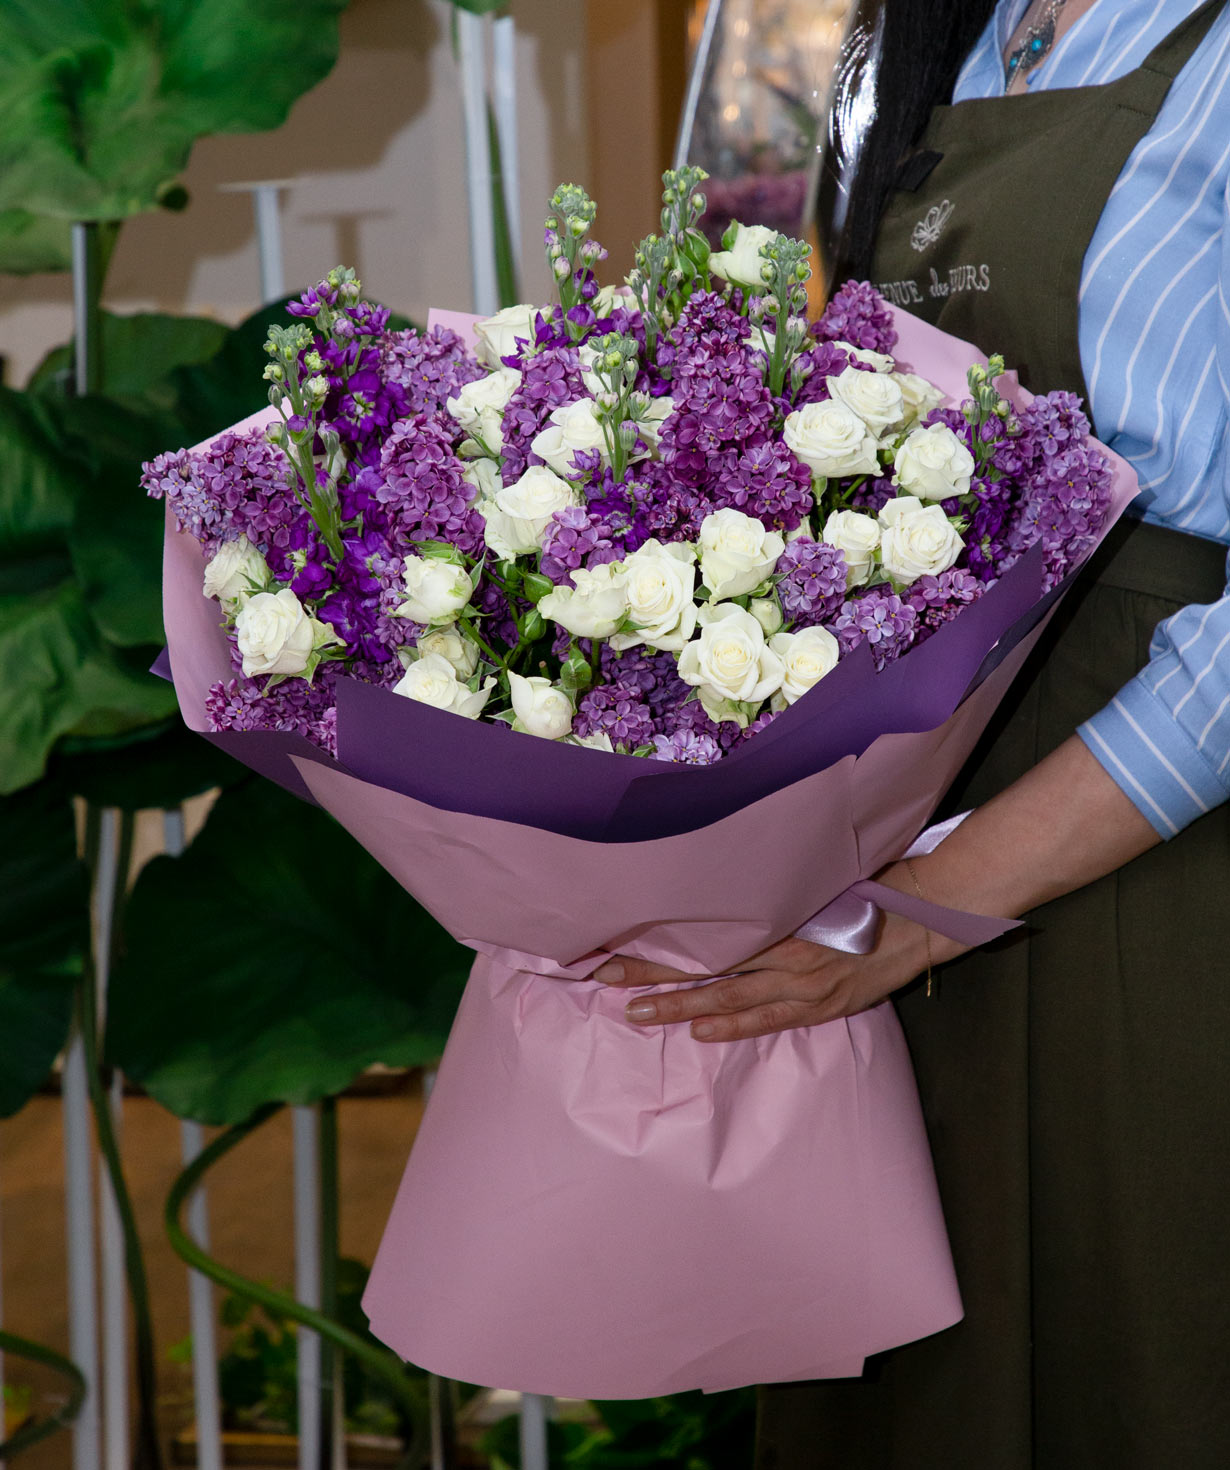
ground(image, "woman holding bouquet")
xmin=599 ymin=1 xmax=1230 ymax=1463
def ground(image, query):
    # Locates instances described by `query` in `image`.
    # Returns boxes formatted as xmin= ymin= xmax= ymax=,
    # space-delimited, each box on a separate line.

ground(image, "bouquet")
xmin=149 ymin=169 xmax=1136 ymax=1396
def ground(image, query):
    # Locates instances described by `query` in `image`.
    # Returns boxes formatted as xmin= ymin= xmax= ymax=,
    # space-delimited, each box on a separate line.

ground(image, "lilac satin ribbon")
xmin=794 ymin=812 xmax=1020 ymax=954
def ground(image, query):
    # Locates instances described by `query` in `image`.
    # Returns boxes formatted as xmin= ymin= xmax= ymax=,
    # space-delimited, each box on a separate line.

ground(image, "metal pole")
xmin=63 ymin=1029 xmax=101 ymax=1470
xmin=71 ymin=222 xmax=104 ymax=395
xmin=457 ymin=9 xmax=498 ymax=315
xmin=519 ymin=1394 xmax=552 ymax=1470
xmin=491 ymin=13 xmax=522 ymax=276
xmin=166 ymin=811 xmax=224 ymax=1470
xmin=293 ymin=1107 xmax=322 ymax=1470
xmin=90 ymin=812 xmax=130 ymax=1470
xmin=673 ymin=0 xmax=725 ymax=170
xmin=218 ymin=181 xmax=294 ymax=304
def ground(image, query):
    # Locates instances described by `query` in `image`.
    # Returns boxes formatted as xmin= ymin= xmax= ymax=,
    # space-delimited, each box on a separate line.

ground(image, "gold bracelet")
xmin=903 ymin=859 xmax=935 ymax=999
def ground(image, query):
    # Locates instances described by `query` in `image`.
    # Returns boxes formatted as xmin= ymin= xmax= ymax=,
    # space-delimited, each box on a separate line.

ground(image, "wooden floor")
xmin=0 ymin=1086 xmax=425 ymax=1469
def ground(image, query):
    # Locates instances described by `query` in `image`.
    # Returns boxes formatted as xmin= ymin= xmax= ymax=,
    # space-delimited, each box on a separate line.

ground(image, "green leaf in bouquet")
xmin=106 ymin=777 xmax=472 ymax=1124
xmin=0 ymin=777 xmax=88 ymax=1117
xmin=0 ymin=1 xmax=348 ymax=228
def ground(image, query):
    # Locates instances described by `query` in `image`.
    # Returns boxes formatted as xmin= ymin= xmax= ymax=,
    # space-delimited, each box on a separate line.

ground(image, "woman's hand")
xmin=593 ymin=909 xmax=932 ymax=1043
xmin=594 ymin=736 xmax=1162 ymax=1043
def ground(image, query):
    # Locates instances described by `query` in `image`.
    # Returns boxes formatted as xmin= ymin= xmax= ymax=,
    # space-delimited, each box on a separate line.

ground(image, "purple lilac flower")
xmin=357 ymin=414 xmax=484 ymax=557
xmin=713 ymin=440 xmax=813 ymax=531
xmin=143 ymin=432 xmax=300 ymax=568
xmin=776 ymin=538 xmax=847 ymax=626
xmin=205 ymin=671 xmax=339 ymax=754
xmin=540 ymin=506 xmax=615 ymax=582
xmin=650 ymin=729 xmax=723 ymax=765
xmin=906 ymin=568 xmax=985 ymax=642
xmin=830 ymin=587 xmax=919 ymax=670
xmin=813 ymin=280 xmax=898 ymax=355
xmin=380 ymin=326 xmax=484 ymax=423
xmin=573 ymin=685 xmax=657 ymax=751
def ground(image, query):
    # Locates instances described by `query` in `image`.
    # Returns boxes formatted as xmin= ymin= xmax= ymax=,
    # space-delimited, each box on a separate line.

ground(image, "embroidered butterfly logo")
xmin=910 ymin=200 xmax=954 ymax=253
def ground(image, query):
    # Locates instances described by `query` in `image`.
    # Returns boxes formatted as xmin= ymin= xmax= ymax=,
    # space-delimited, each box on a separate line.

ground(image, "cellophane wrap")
xmin=161 ymin=306 xmax=1138 ymax=1396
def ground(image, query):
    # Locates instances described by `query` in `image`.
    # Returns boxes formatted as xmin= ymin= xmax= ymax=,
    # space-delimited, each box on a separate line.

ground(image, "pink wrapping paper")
xmin=161 ymin=306 xmax=1140 ymax=1397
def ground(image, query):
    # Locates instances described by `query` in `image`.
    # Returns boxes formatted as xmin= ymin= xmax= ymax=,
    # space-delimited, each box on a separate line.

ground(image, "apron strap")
xmin=1140 ymin=0 xmax=1228 ymax=84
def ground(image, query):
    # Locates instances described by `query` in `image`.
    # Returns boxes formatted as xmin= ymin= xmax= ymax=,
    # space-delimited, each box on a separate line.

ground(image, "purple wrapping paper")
xmin=159 ymin=305 xmax=1140 ymax=1396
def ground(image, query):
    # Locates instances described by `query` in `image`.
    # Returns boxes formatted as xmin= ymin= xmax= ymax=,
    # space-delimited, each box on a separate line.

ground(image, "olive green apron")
xmin=756 ymin=4 xmax=1230 ymax=1467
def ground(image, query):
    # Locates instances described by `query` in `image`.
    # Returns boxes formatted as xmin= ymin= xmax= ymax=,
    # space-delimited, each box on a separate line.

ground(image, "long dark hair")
xmin=839 ymin=0 xmax=1000 ymax=279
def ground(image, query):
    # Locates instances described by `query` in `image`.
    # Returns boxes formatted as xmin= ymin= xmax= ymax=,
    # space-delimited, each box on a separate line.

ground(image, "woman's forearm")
xmin=878 ymin=734 xmax=1162 ymax=964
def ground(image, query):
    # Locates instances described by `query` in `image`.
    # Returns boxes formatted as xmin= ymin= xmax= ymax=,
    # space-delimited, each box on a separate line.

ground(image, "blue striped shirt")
xmin=954 ymin=0 xmax=1230 ymax=836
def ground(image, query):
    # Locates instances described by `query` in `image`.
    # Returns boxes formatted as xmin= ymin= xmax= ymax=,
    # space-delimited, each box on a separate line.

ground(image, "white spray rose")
xmin=833 ymin=341 xmax=896 ymax=372
xmin=397 ymin=555 xmax=473 ymax=625
xmin=414 ymin=623 xmax=479 ymax=679
xmin=697 ymin=507 xmax=785 ymax=601
xmin=769 ymin=626 xmax=840 ymax=709
xmin=749 ymin=596 xmax=784 ymax=636
xmin=592 ymin=283 xmax=633 ymax=317
xmin=461 ymin=456 xmax=501 ymax=500
xmin=508 ymin=672 xmax=575 ymax=740
xmin=571 ymin=730 xmax=615 ymax=752
xmin=235 ymin=589 xmax=335 ymax=679
xmin=893 ymin=422 xmax=976 ymax=500
xmin=203 ymin=539 xmax=269 ymax=609
xmin=708 ymin=222 xmax=777 ymax=288
xmin=630 ymin=395 xmax=675 ymax=456
xmin=393 ymin=653 xmax=494 ymax=719
xmin=893 ymin=372 xmax=946 ymax=427
xmin=783 ymin=400 xmax=881 ymax=479
xmin=677 ymin=602 xmax=785 ymax=723
xmin=531 ymin=399 xmax=612 ymax=478
xmin=446 ymin=368 xmax=519 ymax=449
xmin=822 ymin=510 xmax=881 ymax=588
xmin=609 ymin=539 xmax=697 ymax=652
xmin=480 ymin=465 xmax=581 ymax=560
xmin=539 ymin=562 xmax=630 ymax=640
xmin=473 ymin=303 xmax=539 ymax=368
xmin=825 ymin=366 xmax=906 ymax=439
xmin=878 ymin=496 xmax=965 ymax=581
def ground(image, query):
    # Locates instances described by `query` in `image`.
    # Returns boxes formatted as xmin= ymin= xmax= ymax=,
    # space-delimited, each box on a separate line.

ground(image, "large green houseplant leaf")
xmin=107 ymin=777 xmax=471 ymax=1124
xmin=0 ymin=0 xmax=348 ymax=271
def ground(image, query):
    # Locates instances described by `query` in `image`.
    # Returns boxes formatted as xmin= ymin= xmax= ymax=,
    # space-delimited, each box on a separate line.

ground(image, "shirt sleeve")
xmin=1077 ymin=181 xmax=1230 ymax=839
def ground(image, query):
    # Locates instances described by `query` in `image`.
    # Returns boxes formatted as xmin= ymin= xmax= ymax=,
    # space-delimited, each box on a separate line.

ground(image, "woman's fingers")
xmin=592 ymin=955 xmax=703 ymax=987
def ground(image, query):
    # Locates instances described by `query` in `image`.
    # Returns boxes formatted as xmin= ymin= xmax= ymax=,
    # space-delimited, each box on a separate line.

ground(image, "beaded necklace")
xmin=1004 ymin=0 xmax=1070 ymax=87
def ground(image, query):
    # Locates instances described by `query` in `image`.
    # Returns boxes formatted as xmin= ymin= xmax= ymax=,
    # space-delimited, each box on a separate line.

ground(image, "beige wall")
xmin=0 ymin=0 xmax=593 ymax=386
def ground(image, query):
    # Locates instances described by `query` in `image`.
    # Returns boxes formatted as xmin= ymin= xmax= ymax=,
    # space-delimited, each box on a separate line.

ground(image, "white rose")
xmin=769 ymin=626 xmax=840 ymax=709
xmin=783 ymin=400 xmax=881 ymax=479
xmin=415 ymin=622 xmax=479 ymax=678
xmin=834 ymin=341 xmax=896 ymax=372
xmin=446 ymin=368 xmax=519 ymax=447
xmin=571 ymin=730 xmax=615 ymax=752
xmin=708 ymin=222 xmax=777 ymax=288
xmin=235 ymin=588 xmax=331 ymax=679
xmin=508 ymin=672 xmax=574 ymax=740
xmin=697 ymin=507 xmax=785 ymax=602
xmin=825 ymin=365 xmax=906 ymax=439
xmin=893 ymin=422 xmax=976 ymax=501
xmin=893 ymin=371 xmax=945 ymax=427
xmin=393 ymin=653 xmax=494 ymax=719
xmin=576 ymin=342 xmax=605 ymax=397
xmin=749 ymin=596 xmax=784 ymax=636
xmin=480 ymin=465 xmax=581 ymax=560
xmin=203 ymin=539 xmax=269 ymax=609
xmin=609 ymin=539 xmax=697 ymax=652
xmin=397 ymin=556 xmax=473 ymax=625
xmin=473 ymin=303 xmax=538 ymax=368
xmin=539 ymin=562 xmax=630 ymax=640
xmin=531 ymin=398 xmax=611 ymax=478
xmin=878 ymin=496 xmax=965 ymax=581
xmin=461 ymin=457 xmax=501 ymax=500
xmin=822 ymin=510 xmax=881 ymax=588
xmin=677 ymin=602 xmax=785 ymax=720
xmin=592 ymin=283 xmax=633 ymax=317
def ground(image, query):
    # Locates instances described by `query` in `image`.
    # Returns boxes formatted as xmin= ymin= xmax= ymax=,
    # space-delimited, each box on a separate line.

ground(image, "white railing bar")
xmin=457 ymin=9 xmax=499 ymax=315
xmin=491 ymin=13 xmax=522 ymax=278
xmin=292 ymin=1105 xmax=322 ymax=1470
xmin=166 ymin=807 xmax=224 ymax=1470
